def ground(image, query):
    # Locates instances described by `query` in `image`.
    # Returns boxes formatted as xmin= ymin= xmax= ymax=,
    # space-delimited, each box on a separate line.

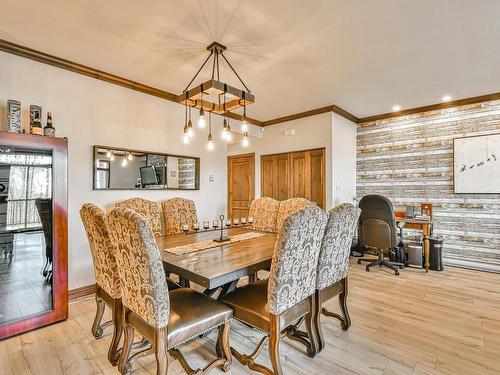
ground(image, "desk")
xmin=397 ymin=219 xmax=432 ymax=272
xmin=157 ymin=227 xmax=276 ymax=293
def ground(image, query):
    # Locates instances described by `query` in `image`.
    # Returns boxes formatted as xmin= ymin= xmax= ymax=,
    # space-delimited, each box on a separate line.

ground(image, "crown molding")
xmin=357 ymin=92 xmax=500 ymax=123
xmin=261 ymin=104 xmax=359 ymax=126
xmin=0 ymin=39 xmax=263 ymax=126
xmin=2 ymin=39 xmax=499 ymax=128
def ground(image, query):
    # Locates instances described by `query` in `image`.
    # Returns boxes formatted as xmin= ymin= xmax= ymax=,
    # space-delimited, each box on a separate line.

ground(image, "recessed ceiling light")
xmin=442 ymin=95 xmax=452 ymax=102
xmin=392 ymin=105 xmax=401 ymax=111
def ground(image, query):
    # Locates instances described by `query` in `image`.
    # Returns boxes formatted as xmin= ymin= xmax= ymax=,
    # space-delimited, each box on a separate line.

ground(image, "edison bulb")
xmin=241 ymin=121 xmax=248 ymax=132
xmin=242 ymin=136 xmax=249 ymax=147
xmin=222 ymin=129 xmax=228 ymax=140
xmin=106 ymin=150 xmax=112 ymax=158
xmin=110 ymin=154 xmax=115 ymax=161
xmin=187 ymin=127 xmax=193 ymax=138
xmin=127 ymin=153 xmax=133 ymax=161
xmin=198 ymin=114 xmax=206 ymax=128
xmin=183 ymin=134 xmax=190 ymax=144
xmin=226 ymin=132 xmax=232 ymax=142
xmin=121 ymin=158 xmax=128 ymax=167
xmin=207 ymin=139 xmax=214 ymax=150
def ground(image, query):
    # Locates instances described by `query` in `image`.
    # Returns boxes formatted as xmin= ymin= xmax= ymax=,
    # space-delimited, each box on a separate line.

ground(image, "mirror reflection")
xmin=0 ymin=146 xmax=53 ymax=326
xmin=93 ymin=146 xmax=199 ymax=190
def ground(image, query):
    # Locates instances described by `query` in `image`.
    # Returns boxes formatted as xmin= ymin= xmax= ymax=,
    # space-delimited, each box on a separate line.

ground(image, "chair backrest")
xmin=276 ymin=197 xmax=315 ymax=232
xmin=358 ymin=194 xmax=397 ymax=250
xmin=161 ymin=197 xmax=198 ymax=235
xmin=106 ymin=207 xmax=170 ymax=328
xmin=267 ymin=205 xmax=328 ymax=315
xmin=80 ymin=203 xmax=121 ymax=299
xmin=249 ymin=197 xmax=280 ymax=233
xmin=35 ymin=198 xmax=52 ymax=254
xmin=317 ymin=203 xmax=361 ymax=290
xmin=115 ymin=198 xmax=163 ymax=236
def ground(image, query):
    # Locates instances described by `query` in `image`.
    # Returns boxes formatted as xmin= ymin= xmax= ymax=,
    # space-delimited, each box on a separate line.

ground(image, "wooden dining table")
xmin=156 ymin=227 xmax=277 ymax=297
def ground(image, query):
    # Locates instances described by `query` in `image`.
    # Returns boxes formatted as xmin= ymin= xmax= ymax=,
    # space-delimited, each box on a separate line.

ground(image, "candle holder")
xmin=182 ymin=224 xmax=189 ymax=234
xmin=193 ymin=222 xmax=200 ymax=231
xmin=203 ymin=221 xmax=210 ymax=231
xmin=214 ymin=214 xmax=231 ymax=243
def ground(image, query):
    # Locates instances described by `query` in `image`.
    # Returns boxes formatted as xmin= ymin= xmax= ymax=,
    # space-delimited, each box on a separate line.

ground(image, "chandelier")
xmin=177 ymin=42 xmax=254 ymax=149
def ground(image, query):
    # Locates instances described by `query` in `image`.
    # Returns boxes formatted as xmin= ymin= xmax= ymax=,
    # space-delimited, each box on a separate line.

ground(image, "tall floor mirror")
xmin=0 ymin=132 xmax=68 ymax=339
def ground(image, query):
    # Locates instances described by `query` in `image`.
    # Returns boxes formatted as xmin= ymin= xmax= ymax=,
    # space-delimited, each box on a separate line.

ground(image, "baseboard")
xmin=68 ymin=284 xmax=96 ymax=302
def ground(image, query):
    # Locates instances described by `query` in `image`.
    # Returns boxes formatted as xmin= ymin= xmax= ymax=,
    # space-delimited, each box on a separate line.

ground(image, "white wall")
xmin=0 ymin=51 xmax=228 ymax=289
xmin=332 ymin=113 xmax=357 ymax=205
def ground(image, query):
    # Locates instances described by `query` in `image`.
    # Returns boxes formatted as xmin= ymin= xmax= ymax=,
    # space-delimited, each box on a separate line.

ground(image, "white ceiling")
xmin=1 ymin=0 xmax=499 ymax=120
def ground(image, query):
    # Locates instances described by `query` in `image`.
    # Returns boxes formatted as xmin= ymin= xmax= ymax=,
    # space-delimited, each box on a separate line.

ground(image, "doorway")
xmin=227 ymin=153 xmax=255 ymax=219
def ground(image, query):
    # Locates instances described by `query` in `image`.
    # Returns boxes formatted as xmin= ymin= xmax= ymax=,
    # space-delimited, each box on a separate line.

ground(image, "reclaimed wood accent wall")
xmin=357 ymin=100 xmax=500 ymax=272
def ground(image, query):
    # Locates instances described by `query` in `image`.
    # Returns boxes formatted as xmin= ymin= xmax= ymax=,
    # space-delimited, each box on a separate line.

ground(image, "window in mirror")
xmin=93 ymin=146 xmax=200 ymax=190
xmin=0 ymin=147 xmax=53 ymax=326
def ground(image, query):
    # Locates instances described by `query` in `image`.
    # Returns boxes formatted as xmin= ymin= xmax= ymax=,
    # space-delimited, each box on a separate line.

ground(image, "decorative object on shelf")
xmin=29 ymin=105 xmax=43 ymax=135
xmin=43 ymin=112 xmax=56 ymax=137
xmin=420 ymin=203 xmax=433 ymax=218
xmin=7 ymin=100 xmax=22 ymax=133
xmin=213 ymin=215 xmax=230 ymax=243
xmin=453 ymin=133 xmax=500 ymax=193
xmin=178 ymin=41 xmax=254 ymax=149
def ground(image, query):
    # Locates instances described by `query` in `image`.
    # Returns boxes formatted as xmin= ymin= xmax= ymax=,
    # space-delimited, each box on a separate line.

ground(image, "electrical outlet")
xmin=209 ymin=174 xmax=215 ymax=182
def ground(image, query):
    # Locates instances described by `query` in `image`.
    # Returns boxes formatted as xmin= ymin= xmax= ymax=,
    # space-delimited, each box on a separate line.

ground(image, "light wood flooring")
xmin=1 ymin=261 xmax=499 ymax=375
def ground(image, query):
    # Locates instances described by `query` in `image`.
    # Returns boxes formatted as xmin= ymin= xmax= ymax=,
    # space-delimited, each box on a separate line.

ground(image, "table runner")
xmin=164 ymin=231 xmax=268 ymax=255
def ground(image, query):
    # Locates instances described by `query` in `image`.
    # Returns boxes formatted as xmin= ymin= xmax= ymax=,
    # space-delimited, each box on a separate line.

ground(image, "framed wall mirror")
xmin=0 ymin=132 xmax=68 ymax=340
xmin=93 ymin=145 xmax=200 ymax=190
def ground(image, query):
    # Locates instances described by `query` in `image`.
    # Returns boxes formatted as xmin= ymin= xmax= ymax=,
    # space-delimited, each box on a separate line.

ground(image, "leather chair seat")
xmin=167 ymin=288 xmax=233 ymax=349
xmin=220 ymin=279 xmax=309 ymax=333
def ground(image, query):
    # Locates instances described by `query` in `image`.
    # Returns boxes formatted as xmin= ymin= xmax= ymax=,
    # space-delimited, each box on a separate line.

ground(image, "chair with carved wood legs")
xmin=221 ymin=205 xmax=328 ymax=374
xmin=80 ymin=203 xmax=125 ymax=366
xmin=313 ymin=203 xmax=360 ymax=353
xmin=107 ymin=207 xmax=233 ymax=375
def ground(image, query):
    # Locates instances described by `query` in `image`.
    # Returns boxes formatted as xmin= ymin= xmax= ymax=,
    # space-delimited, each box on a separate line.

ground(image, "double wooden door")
xmin=227 ymin=153 xmax=255 ymax=219
xmin=261 ymin=148 xmax=325 ymax=208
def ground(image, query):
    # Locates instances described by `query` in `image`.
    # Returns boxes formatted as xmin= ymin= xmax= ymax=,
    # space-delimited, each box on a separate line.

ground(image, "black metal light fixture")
xmin=179 ymin=41 xmax=254 ymax=149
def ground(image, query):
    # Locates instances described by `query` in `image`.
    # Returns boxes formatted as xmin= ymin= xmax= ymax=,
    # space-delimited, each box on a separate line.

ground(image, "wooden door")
xmin=261 ymin=154 xmax=289 ymax=200
xmin=309 ymin=149 xmax=325 ymax=208
xmin=227 ymin=153 xmax=255 ymax=219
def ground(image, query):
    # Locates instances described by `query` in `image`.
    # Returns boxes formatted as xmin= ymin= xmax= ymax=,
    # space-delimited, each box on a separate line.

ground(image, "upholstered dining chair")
xmin=161 ymin=197 xmax=198 ymax=235
xmin=276 ymin=197 xmax=315 ymax=232
xmin=248 ymin=197 xmax=280 ymax=233
xmin=106 ymin=207 xmax=233 ymax=375
xmin=312 ymin=203 xmax=361 ymax=353
xmin=221 ymin=205 xmax=328 ymax=375
xmin=80 ymin=203 xmax=124 ymax=366
xmin=115 ymin=197 xmax=163 ymax=236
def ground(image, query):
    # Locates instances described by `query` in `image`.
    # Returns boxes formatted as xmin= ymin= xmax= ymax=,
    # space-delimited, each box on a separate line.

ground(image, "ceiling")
xmin=1 ymin=0 xmax=499 ymax=120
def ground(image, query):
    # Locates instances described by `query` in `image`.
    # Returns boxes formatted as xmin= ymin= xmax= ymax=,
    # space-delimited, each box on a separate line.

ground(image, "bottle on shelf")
xmin=43 ymin=112 xmax=56 ymax=137
xmin=30 ymin=112 xmax=43 ymax=136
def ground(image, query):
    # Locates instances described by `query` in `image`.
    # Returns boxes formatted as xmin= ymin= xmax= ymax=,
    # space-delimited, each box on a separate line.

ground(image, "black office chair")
xmin=356 ymin=194 xmax=404 ymax=275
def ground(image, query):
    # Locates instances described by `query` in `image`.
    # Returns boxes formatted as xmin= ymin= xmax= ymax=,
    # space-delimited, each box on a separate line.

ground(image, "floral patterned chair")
xmin=115 ymin=198 xmax=163 ymax=236
xmin=106 ymin=207 xmax=233 ymax=375
xmin=313 ymin=203 xmax=361 ymax=352
xmin=161 ymin=197 xmax=198 ymax=235
xmin=248 ymin=197 xmax=280 ymax=233
xmin=221 ymin=205 xmax=328 ymax=374
xmin=276 ymin=197 xmax=316 ymax=232
xmin=80 ymin=203 xmax=123 ymax=366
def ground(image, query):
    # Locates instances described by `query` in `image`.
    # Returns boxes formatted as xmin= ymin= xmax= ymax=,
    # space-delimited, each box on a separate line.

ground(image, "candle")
xmin=182 ymin=224 xmax=189 ymax=232
xmin=203 ymin=221 xmax=210 ymax=230
xmin=248 ymin=217 xmax=254 ymax=224
xmin=241 ymin=217 xmax=247 ymax=224
xmin=233 ymin=218 xmax=239 ymax=226
xmin=212 ymin=220 xmax=219 ymax=229
xmin=225 ymin=219 xmax=231 ymax=227
xmin=193 ymin=222 xmax=199 ymax=231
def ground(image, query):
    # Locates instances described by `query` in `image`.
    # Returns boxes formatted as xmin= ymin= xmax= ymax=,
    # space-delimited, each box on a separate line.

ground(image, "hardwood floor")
xmin=0 ymin=262 xmax=499 ymax=374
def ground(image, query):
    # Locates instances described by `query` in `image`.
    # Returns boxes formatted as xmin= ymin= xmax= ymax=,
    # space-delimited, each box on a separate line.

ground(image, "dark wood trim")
xmin=357 ymin=92 xmax=500 ymax=123
xmin=0 ymin=132 xmax=68 ymax=340
xmin=69 ymin=284 xmax=97 ymax=302
xmin=262 ymin=105 xmax=359 ymax=126
xmin=0 ymin=38 xmax=262 ymax=126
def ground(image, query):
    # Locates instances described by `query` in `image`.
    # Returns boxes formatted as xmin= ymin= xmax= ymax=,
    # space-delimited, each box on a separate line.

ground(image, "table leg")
xmin=217 ymin=280 xmax=238 ymax=301
xmin=424 ymin=234 xmax=431 ymax=272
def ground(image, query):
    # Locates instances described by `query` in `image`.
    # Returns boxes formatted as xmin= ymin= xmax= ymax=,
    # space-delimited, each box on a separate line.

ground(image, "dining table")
xmin=156 ymin=227 xmax=277 ymax=298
